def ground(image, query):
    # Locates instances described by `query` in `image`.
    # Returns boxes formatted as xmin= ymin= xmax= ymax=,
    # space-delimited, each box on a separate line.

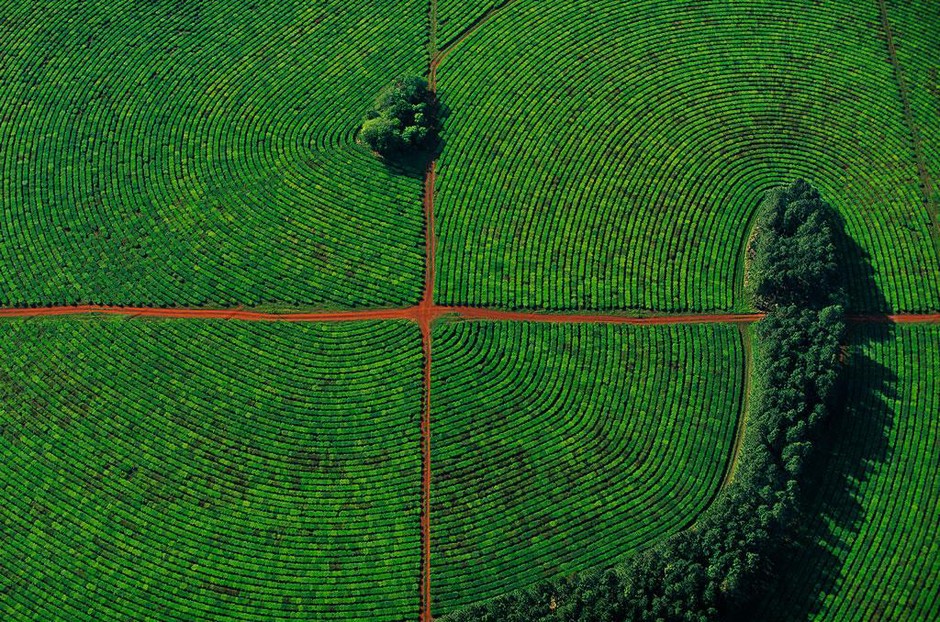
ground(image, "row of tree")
xmin=441 ymin=179 xmax=848 ymax=621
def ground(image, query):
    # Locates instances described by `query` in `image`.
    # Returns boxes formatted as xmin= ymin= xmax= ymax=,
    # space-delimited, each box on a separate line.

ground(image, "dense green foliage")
xmin=756 ymin=324 xmax=940 ymax=621
xmin=0 ymin=0 xmax=427 ymax=307
xmin=441 ymin=179 xmax=847 ymax=621
xmin=431 ymin=322 xmax=743 ymax=616
xmin=361 ymin=76 xmax=441 ymax=157
xmin=434 ymin=0 xmax=938 ymax=312
xmin=0 ymin=320 xmax=422 ymax=620
xmin=748 ymin=179 xmax=842 ymax=310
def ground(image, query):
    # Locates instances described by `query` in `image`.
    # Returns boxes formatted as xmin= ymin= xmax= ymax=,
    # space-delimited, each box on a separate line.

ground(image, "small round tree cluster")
xmin=360 ymin=76 xmax=440 ymax=157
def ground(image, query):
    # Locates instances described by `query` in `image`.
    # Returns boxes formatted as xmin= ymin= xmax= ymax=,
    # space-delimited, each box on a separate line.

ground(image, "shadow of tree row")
xmin=745 ymin=217 xmax=898 ymax=621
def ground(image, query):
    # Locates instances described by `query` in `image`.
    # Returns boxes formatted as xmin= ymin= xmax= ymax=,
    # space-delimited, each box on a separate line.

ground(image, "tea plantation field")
xmin=888 ymin=0 xmax=940 ymax=253
xmin=0 ymin=319 xmax=423 ymax=620
xmin=430 ymin=321 xmax=744 ymax=615
xmin=0 ymin=0 xmax=426 ymax=308
xmin=0 ymin=0 xmax=938 ymax=620
xmin=436 ymin=0 xmax=502 ymax=48
xmin=433 ymin=0 xmax=939 ymax=312
xmin=758 ymin=324 xmax=939 ymax=621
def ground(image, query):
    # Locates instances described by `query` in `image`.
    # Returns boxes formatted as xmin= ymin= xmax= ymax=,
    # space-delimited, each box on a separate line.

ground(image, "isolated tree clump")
xmin=360 ymin=76 xmax=440 ymax=157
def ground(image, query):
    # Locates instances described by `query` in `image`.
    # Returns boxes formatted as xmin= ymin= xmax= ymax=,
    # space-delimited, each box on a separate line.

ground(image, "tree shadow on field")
xmin=831 ymin=209 xmax=892 ymax=314
xmin=745 ymin=224 xmax=897 ymax=620
xmin=377 ymin=99 xmax=451 ymax=180
xmin=379 ymin=142 xmax=443 ymax=179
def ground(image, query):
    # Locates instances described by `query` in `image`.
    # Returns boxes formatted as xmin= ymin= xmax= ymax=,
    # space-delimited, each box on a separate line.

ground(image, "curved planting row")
xmin=0 ymin=319 xmax=423 ymax=621
xmin=759 ymin=324 xmax=940 ymax=621
xmin=434 ymin=0 xmax=939 ymax=313
xmin=0 ymin=0 xmax=426 ymax=308
xmin=429 ymin=320 xmax=744 ymax=616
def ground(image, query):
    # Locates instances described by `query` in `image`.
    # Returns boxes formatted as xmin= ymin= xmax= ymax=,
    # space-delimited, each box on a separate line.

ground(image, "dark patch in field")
xmin=202 ymin=581 xmax=240 ymax=598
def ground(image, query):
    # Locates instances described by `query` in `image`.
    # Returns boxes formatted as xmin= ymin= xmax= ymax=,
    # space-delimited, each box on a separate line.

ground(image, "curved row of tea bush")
xmin=434 ymin=0 xmax=938 ymax=312
xmin=0 ymin=0 xmax=426 ymax=308
xmin=0 ymin=319 xmax=423 ymax=620
xmin=757 ymin=324 xmax=940 ymax=621
xmin=430 ymin=320 xmax=744 ymax=616
xmin=441 ymin=180 xmax=847 ymax=620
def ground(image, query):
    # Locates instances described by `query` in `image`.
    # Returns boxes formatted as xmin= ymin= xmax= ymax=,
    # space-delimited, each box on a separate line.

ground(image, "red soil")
xmin=849 ymin=313 xmax=940 ymax=324
xmin=0 ymin=305 xmax=413 ymax=322
xmin=418 ymin=159 xmax=436 ymax=622
xmin=3 ymin=306 xmax=938 ymax=326
xmin=447 ymin=307 xmax=765 ymax=325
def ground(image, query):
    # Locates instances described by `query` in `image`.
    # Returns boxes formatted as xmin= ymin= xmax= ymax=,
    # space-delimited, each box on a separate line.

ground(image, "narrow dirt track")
xmin=3 ymin=306 xmax=939 ymax=326
xmin=418 ymin=163 xmax=436 ymax=622
xmin=848 ymin=313 xmax=940 ymax=324
xmin=420 ymin=2 xmax=440 ymax=618
xmin=435 ymin=0 xmax=522 ymax=63
xmin=419 ymin=317 xmax=433 ymax=622
xmin=0 ymin=305 xmax=414 ymax=322
xmin=447 ymin=307 xmax=765 ymax=325
xmin=420 ymin=163 xmax=438 ymax=319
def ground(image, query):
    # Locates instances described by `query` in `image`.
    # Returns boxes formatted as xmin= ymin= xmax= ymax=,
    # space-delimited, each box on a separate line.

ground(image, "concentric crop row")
xmin=428 ymin=320 xmax=744 ymax=615
xmin=0 ymin=0 xmax=427 ymax=308
xmin=434 ymin=0 xmax=939 ymax=313
xmin=758 ymin=324 xmax=940 ymax=621
xmin=0 ymin=319 xmax=423 ymax=621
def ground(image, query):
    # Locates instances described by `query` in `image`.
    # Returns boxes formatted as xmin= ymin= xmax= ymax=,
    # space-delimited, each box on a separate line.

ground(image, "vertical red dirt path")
xmin=418 ymin=160 xmax=436 ymax=622
xmin=0 ymin=2 xmax=938 ymax=620
xmin=419 ymin=0 xmax=440 ymax=616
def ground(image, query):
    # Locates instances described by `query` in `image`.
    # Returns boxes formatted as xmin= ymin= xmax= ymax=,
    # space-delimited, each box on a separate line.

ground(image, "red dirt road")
xmin=2 ymin=2 xmax=937 ymax=620
xmin=448 ymin=308 xmax=765 ymax=324
xmin=418 ymin=159 xmax=436 ymax=621
xmin=849 ymin=313 xmax=940 ymax=324
xmin=419 ymin=0 xmax=440 ymax=605
xmin=0 ymin=305 xmax=414 ymax=322
xmin=419 ymin=321 xmax=433 ymax=622
xmin=3 ymin=306 xmax=939 ymax=326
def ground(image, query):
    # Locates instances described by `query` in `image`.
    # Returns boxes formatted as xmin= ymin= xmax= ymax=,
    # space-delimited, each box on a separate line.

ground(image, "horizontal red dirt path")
xmin=848 ymin=313 xmax=940 ymax=324
xmin=0 ymin=305 xmax=414 ymax=322
xmin=449 ymin=307 xmax=765 ymax=324
xmin=1 ymin=306 xmax=938 ymax=325
xmin=1 ymin=305 xmax=938 ymax=326
xmin=0 ymin=304 xmax=766 ymax=324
